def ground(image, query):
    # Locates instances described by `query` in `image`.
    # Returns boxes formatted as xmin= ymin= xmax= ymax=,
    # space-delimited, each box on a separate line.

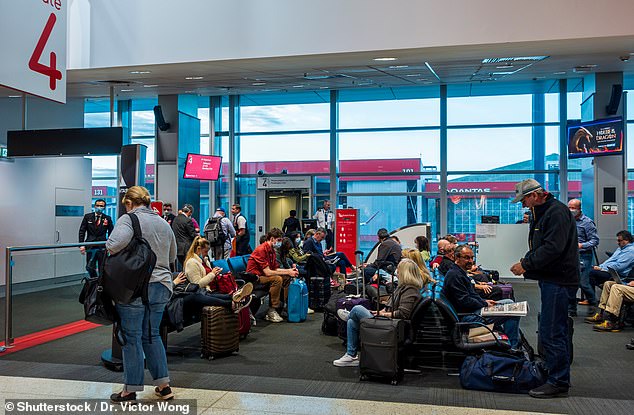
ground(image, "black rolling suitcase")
xmin=359 ymin=317 xmax=406 ymax=384
xmin=537 ymin=312 xmax=574 ymax=364
xmin=359 ymin=263 xmax=405 ymax=384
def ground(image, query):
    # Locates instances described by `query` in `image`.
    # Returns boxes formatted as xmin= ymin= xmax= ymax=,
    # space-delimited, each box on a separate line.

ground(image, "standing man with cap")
xmin=568 ymin=198 xmax=599 ymax=315
xmin=204 ymin=207 xmax=236 ymax=260
xmin=510 ymin=179 xmax=579 ymax=399
xmin=79 ymin=199 xmax=114 ymax=278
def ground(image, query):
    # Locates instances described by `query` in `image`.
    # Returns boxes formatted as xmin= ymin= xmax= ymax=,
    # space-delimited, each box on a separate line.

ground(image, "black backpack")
xmin=102 ymin=213 xmax=157 ymax=305
xmin=204 ymin=217 xmax=228 ymax=247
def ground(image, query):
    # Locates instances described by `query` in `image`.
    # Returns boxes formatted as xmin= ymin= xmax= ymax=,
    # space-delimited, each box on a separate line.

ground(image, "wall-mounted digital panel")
xmin=7 ymin=127 xmax=123 ymax=157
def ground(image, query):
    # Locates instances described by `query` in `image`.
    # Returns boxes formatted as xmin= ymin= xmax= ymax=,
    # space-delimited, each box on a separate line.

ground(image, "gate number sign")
xmin=0 ymin=0 xmax=67 ymax=103
xmin=29 ymin=13 xmax=63 ymax=91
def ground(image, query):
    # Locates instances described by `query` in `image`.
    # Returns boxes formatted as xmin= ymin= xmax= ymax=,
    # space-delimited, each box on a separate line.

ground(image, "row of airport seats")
xmin=160 ymin=254 xmax=272 ymax=348
xmin=402 ymin=272 xmax=510 ymax=372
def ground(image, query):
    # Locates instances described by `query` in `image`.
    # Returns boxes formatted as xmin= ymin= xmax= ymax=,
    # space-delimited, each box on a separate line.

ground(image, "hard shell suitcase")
xmin=359 ymin=317 xmax=406 ymax=385
xmin=337 ymin=297 xmax=372 ymax=342
xmin=238 ymin=306 xmax=251 ymax=339
xmin=201 ymin=306 xmax=239 ymax=360
xmin=288 ymin=278 xmax=309 ymax=323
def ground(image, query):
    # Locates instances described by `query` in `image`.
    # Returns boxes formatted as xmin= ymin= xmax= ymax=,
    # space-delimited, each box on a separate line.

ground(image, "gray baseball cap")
xmin=511 ymin=179 xmax=543 ymax=203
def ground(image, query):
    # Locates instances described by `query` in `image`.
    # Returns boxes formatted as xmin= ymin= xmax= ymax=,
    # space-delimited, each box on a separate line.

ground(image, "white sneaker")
xmin=337 ymin=309 xmax=350 ymax=322
xmin=265 ymin=309 xmax=284 ymax=323
xmin=307 ymin=308 xmax=315 ymax=314
xmin=333 ymin=353 xmax=359 ymax=367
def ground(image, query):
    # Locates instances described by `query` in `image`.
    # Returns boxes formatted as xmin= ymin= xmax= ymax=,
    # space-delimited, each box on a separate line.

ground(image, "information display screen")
xmin=567 ymin=117 xmax=624 ymax=159
xmin=183 ymin=153 xmax=222 ymax=181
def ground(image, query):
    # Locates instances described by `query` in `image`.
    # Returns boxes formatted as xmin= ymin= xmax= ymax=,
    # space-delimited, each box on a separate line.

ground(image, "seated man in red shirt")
xmin=247 ymin=228 xmax=299 ymax=323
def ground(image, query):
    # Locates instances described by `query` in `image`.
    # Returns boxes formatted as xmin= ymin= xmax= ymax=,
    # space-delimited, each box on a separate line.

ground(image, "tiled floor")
xmin=0 ymin=376 xmax=556 ymax=415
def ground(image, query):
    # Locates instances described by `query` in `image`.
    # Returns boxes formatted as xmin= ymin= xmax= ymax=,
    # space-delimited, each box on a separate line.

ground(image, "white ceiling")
xmin=2 ymin=36 xmax=634 ymax=99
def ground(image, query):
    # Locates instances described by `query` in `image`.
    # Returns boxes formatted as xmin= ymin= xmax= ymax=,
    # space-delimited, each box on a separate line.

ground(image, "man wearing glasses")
xmin=79 ymin=199 xmax=114 ymax=278
xmin=510 ymin=179 xmax=579 ymax=399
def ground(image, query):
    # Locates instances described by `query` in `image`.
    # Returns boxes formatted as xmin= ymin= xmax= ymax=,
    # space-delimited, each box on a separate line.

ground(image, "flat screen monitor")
xmin=567 ymin=117 xmax=624 ymax=159
xmin=183 ymin=153 xmax=222 ymax=181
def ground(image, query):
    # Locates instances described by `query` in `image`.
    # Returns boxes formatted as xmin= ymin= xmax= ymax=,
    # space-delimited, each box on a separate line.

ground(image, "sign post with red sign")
xmin=151 ymin=201 xmax=163 ymax=217
xmin=335 ymin=209 xmax=359 ymax=267
xmin=0 ymin=0 xmax=67 ymax=103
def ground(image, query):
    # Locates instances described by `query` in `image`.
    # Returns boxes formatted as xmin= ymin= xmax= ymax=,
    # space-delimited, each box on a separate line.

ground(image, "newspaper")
xmin=481 ymin=300 xmax=528 ymax=317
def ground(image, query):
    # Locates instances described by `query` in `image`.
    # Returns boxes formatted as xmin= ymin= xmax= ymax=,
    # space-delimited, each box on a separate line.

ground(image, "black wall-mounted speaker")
xmin=606 ymin=84 xmax=623 ymax=115
xmin=153 ymin=105 xmax=171 ymax=131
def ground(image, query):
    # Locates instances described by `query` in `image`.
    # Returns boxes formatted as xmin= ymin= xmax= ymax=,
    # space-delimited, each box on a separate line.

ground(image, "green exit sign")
xmin=0 ymin=147 xmax=7 ymax=158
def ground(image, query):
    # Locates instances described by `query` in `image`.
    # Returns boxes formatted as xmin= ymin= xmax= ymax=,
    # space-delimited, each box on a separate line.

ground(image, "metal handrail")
xmin=4 ymin=241 xmax=106 ymax=348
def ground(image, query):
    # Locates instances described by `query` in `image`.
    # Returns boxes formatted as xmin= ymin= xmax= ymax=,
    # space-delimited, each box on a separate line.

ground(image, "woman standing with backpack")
xmin=106 ymin=186 xmax=177 ymax=403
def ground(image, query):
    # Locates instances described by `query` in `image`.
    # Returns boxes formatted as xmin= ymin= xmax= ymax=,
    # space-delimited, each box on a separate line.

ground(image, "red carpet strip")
xmin=0 ymin=320 xmax=101 ymax=355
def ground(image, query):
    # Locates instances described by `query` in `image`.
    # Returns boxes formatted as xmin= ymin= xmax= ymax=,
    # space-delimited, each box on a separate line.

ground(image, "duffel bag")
xmin=460 ymin=351 xmax=546 ymax=394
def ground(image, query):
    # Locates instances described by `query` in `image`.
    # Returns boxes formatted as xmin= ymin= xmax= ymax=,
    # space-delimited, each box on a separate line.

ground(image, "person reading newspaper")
xmin=442 ymin=244 xmax=521 ymax=348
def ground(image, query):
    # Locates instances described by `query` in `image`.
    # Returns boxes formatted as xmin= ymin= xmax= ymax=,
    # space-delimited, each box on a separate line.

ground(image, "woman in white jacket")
xmin=182 ymin=236 xmax=252 ymax=311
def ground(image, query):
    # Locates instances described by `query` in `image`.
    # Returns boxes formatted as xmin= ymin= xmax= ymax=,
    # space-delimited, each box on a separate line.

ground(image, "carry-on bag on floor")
xmin=359 ymin=316 xmax=406 ymax=385
xmin=537 ymin=312 xmax=574 ymax=364
xmin=359 ymin=264 xmax=404 ymax=385
xmin=322 ymin=292 xmax=347 ymax=336
xmin=238 ymin=306 xmax=251 ymax=340
xmin=309 ymin=276 xmax=331 ymax=311
xmin=201 ymin=306 xmax=239 ymax=359
xmin=337 ymin=297 xmax=373 ymax=342
xmin=288 ymin=278 xmax=309 ymax=323
xmin=460 ymin=351 xmax=546 ymax=394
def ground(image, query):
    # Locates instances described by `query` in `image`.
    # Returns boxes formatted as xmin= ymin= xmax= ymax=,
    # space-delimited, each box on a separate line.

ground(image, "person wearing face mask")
xmin=246 ymin=228 xmax=299 ymax=323
xmin=288 ymin=231 xmax=311 ymax=265
xmin=204 ymin=207 xmax=236 ymax=260
xmin=443 ymin=245 xmax=521 ymax=348
xmin=79 ymin=199 xmax=114 ymax=279
xmin=162 ymin=203 xmax=176 ymax=226
xmin=567 ymin=198 xmax=599 ymax=314
xmin=182 ymin=236 xmax=253 ymax=311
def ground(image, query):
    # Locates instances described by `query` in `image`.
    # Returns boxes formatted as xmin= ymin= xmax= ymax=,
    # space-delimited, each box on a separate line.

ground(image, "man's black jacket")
xmin=521 ymin=194 xmax=580 ymax=287
xmin=442 ymin=263 xmax=487 ymax=313
xmin=79 ymin=212 xmax=113 ymax=243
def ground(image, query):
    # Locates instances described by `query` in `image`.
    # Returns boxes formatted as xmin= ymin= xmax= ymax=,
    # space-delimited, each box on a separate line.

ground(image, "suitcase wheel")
xmin=240 ymin=333 xmax=248 ymax=340
xmin=359 ymin=375 xmax=368 ymax=381
xmin=391 ymin=379 xmax=398 ymax=386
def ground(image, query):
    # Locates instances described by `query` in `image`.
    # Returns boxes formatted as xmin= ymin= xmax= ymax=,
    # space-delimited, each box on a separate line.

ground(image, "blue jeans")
xmin=539 ymin=281 xmax=576 ymax=388
xmin=346 ymin=305 xmax=374 ymax=356
xmin=115 ymin=283 xmax=171 ymax=392
xmin=578 ymin=252 xmax=595 ymax=303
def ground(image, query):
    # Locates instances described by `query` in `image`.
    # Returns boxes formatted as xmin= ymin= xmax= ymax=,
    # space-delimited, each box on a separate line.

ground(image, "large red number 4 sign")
xmin=28 ymin=13 xmax=62 ymax=91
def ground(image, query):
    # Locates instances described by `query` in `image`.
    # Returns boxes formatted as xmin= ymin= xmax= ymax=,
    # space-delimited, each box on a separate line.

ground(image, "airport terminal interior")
xmin=2 ymin=1 xmax=634 ymax=414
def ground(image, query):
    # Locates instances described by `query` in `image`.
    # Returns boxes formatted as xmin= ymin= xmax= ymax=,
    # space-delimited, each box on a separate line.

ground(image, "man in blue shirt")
xmin=568 ymin=199 xmax=599 ymax=313
xmin=302 ymin=228 xmax=355 ymax=274
xmin=588 ymin=230 xmax=634 ymax=294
